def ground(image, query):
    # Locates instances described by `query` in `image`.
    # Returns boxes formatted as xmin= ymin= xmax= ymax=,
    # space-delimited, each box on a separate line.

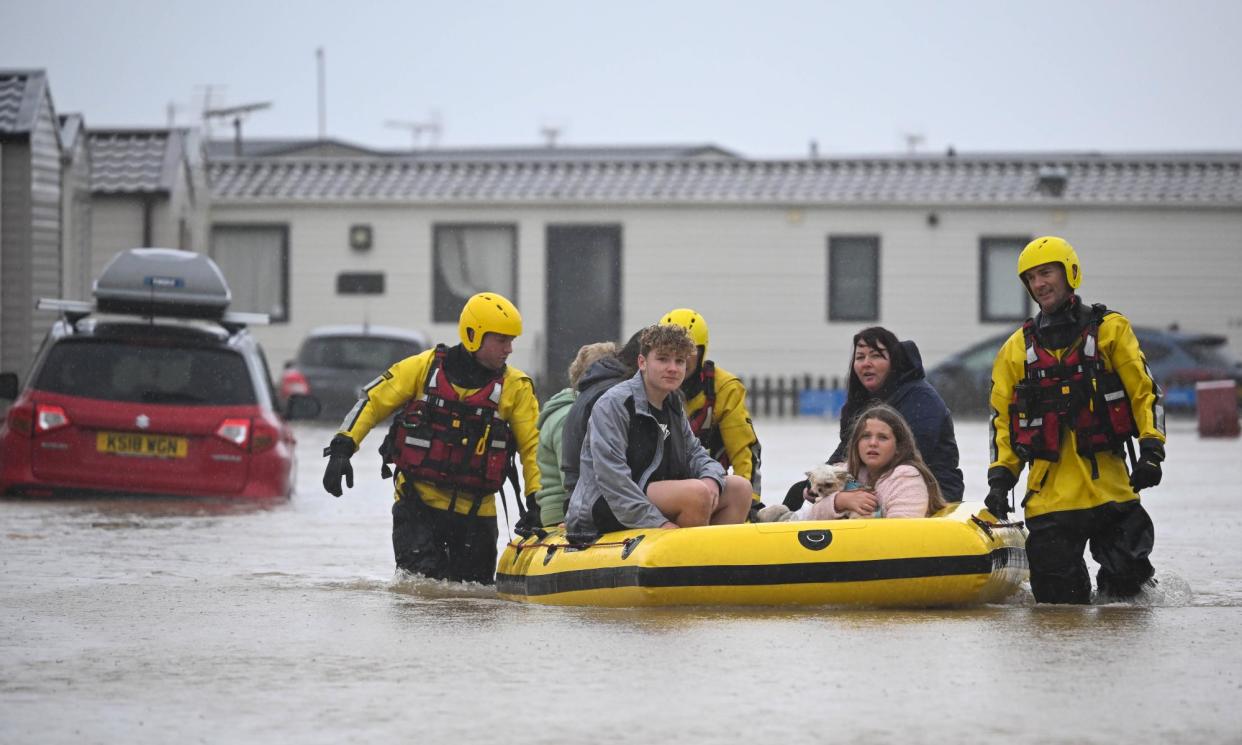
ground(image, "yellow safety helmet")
xmin=458 ymin=292 xmax=523 ymax=352
xmin=661 ymin=308 xmax=709 ymax=358
xmin=1017 ymin=236 xmax=1082 ymax=290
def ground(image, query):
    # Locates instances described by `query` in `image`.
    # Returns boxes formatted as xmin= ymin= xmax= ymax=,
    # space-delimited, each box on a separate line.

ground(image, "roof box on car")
xmin=93 ymin=248 xmax=232 ymax=319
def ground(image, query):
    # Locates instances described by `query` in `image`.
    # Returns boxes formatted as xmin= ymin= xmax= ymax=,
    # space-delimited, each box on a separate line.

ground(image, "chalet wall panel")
xmin=0 ymin=142 xmax=31 ymax=374
xmin=89 ymin=198 xmax=144 ymax=277
xmin=60 ymin=126 xmax=93 ymax=300
xmin=26 ymin=95 xmax=61 ymax=362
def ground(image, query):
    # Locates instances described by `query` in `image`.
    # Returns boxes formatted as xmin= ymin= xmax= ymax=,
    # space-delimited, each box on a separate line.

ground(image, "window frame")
xmin=208 ymin=222 xmax=291 ymax=323
xmin=826 ymin=234 xmax=880 ymax=322
xmin=978 ymin=235 xmax=1032 ymax=323
xmin=431 ymin=223 xmax=519 ymax=324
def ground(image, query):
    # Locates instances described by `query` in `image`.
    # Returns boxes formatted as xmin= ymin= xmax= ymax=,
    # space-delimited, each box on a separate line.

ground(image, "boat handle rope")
xmin=508 ymin=537 xmax=639 ymax=553
xmin=970 ymin=514 xmax=1026 ymax=538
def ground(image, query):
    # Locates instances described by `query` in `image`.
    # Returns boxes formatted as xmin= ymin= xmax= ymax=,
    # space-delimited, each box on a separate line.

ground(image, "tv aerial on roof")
xmin=385 ymin=110 xmax=442 ymax=149
xmin=205 ymin=101 xmax=273 ymax=157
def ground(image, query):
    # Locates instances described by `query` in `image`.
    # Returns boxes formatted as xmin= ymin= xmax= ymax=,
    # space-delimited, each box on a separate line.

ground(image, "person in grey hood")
xmin=534 ymin=341 xmax=620 ymax=527
xmin=565 ymin=324 xmax=752 ymax=542
xmin=559 ymin=331 xmax=641 ymax=499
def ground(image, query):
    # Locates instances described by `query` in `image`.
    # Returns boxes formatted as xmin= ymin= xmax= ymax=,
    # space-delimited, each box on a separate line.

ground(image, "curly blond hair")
xmin=639 ymin=323 xmax=696 ymax=359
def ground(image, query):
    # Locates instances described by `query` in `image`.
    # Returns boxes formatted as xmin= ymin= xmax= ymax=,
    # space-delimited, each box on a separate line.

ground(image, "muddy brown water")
xmin=3 ymin=420 xmax=1239 ymax=743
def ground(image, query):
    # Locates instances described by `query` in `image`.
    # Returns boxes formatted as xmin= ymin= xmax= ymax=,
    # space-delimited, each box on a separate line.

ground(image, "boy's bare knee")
xmin=691 ymin=479 xmax=715 ymax=503
xmin=724 ymin=475 xmax=750 ymax=497
xmin=675 ymin=481 xmax=713 ymax=526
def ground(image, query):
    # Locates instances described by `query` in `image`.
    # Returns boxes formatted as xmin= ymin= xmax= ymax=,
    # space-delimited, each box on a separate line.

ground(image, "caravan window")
xmin=980 ymin=237 xmax=1031 ymax=322
xmin=432 ymin=224 xmax=517 ymax=323
xmin=210 ymin=224 xmax=290 ymax=322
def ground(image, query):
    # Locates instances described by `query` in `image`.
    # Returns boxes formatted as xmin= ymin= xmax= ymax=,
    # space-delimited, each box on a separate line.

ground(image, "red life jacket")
xmin=388 ymin=345 xmax=515 ymax=495
xmin=1008 ymin=305 xmax=1138 ymax=470
xmin=687 ymin=361 xmax=728 ymax=465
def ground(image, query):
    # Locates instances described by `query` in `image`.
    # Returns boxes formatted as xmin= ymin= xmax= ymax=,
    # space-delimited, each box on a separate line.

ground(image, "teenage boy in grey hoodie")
xmin=565 ymin=324 xmax=752 ymax=542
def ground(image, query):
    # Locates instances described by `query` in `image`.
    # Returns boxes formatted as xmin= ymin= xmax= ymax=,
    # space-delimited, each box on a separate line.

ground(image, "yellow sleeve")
xmin=714 ymin=368 xmax=762 ymax=500
xmin=987 ymin=329 xmax=1027 ymax=479
xmin=500 ymin=367 xmax=542 ymax=496
xmin=336 ymin=349 xmax=432 ymax=448
xmin=1100 ymin=314 xmax=1166 ymax=444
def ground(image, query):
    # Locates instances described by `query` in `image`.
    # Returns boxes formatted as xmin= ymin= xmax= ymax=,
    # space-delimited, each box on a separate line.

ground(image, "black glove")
xmin=984 ymin=466 xmax=1018 ymax=521
xmin=747 ymin=501 xmax=767 ymax=523
xmin=783 ymin=480 xmax=809 ymax=511
xmin=513 ymin=493 xmax=543 ymax=537
xmin=322 ymin=435 xmax=356 ymax=497
xmin=1129 ymin=439 xmax=1165 ymax=492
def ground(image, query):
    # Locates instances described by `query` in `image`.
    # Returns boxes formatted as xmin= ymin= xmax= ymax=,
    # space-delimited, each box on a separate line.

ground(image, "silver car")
xmin=281 ymin=325 xmax=429 ymax=421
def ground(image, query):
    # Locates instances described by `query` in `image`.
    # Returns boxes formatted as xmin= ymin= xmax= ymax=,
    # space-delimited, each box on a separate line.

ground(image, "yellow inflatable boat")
xmin=497 ymin=502 xmax=1027 ymax=608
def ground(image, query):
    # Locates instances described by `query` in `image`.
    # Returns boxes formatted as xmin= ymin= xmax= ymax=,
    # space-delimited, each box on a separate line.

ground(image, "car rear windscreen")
xmin=299 ymin=336 xmax=423 ymax=370
xmin=1185 ymin=340 xmax=1240 ymax=369
xmin=35 ymin=339 xmax=257 ymax=405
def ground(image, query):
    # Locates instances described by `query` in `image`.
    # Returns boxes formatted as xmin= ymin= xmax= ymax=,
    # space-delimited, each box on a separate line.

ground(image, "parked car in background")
xmin=281 ymin=324 xmax=429 ymax=421
xmin=0 ymin=248 xmax=320 ymax=499
xmin=927 ymin=326 xmax=1242 ymax=417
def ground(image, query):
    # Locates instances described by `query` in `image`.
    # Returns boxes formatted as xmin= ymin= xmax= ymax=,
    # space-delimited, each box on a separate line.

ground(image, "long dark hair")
xmin=840 ymin=327 xmax=908 ymax=434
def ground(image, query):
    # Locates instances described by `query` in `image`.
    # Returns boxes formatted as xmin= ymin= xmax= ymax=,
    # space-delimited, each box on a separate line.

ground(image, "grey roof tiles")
xmin=0 ymin=69 xmax=48 ymax=135
xmin=89 ymin=128 xmax=187 ymax=193
xmin=208 ymin=152 xmax=1242 ymax=206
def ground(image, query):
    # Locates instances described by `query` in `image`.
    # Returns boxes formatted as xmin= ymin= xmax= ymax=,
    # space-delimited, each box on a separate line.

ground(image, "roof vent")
xmin=1037 ymin=165 xmax=1069 ymax=197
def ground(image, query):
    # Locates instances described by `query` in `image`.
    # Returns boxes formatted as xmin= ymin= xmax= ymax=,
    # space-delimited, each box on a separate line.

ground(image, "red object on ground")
xmin=1196 ymin=380 xmax=1241 ymax=438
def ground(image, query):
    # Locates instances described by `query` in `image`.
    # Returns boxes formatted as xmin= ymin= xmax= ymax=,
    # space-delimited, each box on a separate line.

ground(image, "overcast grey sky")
xmin=3 ymin=0 xmax=1240 ymax=157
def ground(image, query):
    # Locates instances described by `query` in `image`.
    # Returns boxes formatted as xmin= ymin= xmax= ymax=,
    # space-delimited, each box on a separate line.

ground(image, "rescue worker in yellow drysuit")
xmin=322 ymin=292 xmax=541 ymax=583
xmin=987 ymin=237 xmax=1166 ymax=603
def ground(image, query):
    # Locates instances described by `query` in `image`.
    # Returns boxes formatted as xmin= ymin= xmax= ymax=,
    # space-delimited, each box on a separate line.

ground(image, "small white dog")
xmin=805 ymin=463 xmax=852 ymax=504
xmin=757 ymin=463 xmax=853 ymax=522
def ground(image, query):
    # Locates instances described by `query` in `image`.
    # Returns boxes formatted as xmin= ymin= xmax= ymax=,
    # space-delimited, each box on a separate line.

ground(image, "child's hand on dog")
xmin=834 ymin=487 xmax=878 ymax=517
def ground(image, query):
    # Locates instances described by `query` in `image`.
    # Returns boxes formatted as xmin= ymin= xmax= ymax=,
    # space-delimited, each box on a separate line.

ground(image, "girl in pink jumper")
xmin=807 ymin=403 xmax=946 ymax=520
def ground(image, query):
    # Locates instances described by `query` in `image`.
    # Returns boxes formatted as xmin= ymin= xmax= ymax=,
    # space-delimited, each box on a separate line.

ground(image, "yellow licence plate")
xmin=96 ymin=431 xmax=189 ymax=459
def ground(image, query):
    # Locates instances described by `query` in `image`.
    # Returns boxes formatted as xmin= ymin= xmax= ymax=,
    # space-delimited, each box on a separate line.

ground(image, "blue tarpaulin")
xmin=798 ymin=389 xmax=845 ymax=417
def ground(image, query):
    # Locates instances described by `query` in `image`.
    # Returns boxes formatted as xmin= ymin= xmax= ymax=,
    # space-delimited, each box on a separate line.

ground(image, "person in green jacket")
xmin=536 ymin=341 xmax=619 ymax=527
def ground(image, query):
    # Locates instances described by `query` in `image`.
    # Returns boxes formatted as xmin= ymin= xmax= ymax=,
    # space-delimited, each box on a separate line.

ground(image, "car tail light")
xmin=35 ymin=404 xmax=71 ymax=433
xmin=280 ymin=369 xmax=310 ymax=398
xmin=251 ymin=420 xmax=279 ymax=453
xmin=215 ymin=418 xmax=251 ymax=448
xmin=5 ymin=402 xmax=35 ymax=436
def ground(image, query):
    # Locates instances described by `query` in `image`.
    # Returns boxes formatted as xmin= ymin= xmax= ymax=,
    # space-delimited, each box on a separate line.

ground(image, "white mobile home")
xmin=0 ymin=69 xmax=62 ymax=378
xmin=207 ymin=149 xmax=1242 ymax=393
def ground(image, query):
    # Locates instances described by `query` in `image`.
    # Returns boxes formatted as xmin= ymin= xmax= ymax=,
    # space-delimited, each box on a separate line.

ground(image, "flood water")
xmin=3 ymin=418 xmax=1240 ymax=744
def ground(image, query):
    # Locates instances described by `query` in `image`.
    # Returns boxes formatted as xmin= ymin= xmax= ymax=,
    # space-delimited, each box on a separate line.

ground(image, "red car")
xmin=0 ymin=248 xmax=319 ymax=499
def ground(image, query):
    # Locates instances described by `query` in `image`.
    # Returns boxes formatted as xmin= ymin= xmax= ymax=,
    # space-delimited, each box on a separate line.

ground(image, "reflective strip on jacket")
xmin=336 ymin=347 xmax=541 ymax=518
xmin=989 ymin=311 xmax=1165 ymax=519
xmin=682 ymin=363 xmax=762 ymax=502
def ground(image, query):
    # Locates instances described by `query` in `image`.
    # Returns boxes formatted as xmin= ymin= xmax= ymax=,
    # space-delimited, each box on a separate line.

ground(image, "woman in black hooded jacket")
xmin=784 ymin=327 xmax=964 ymax=509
